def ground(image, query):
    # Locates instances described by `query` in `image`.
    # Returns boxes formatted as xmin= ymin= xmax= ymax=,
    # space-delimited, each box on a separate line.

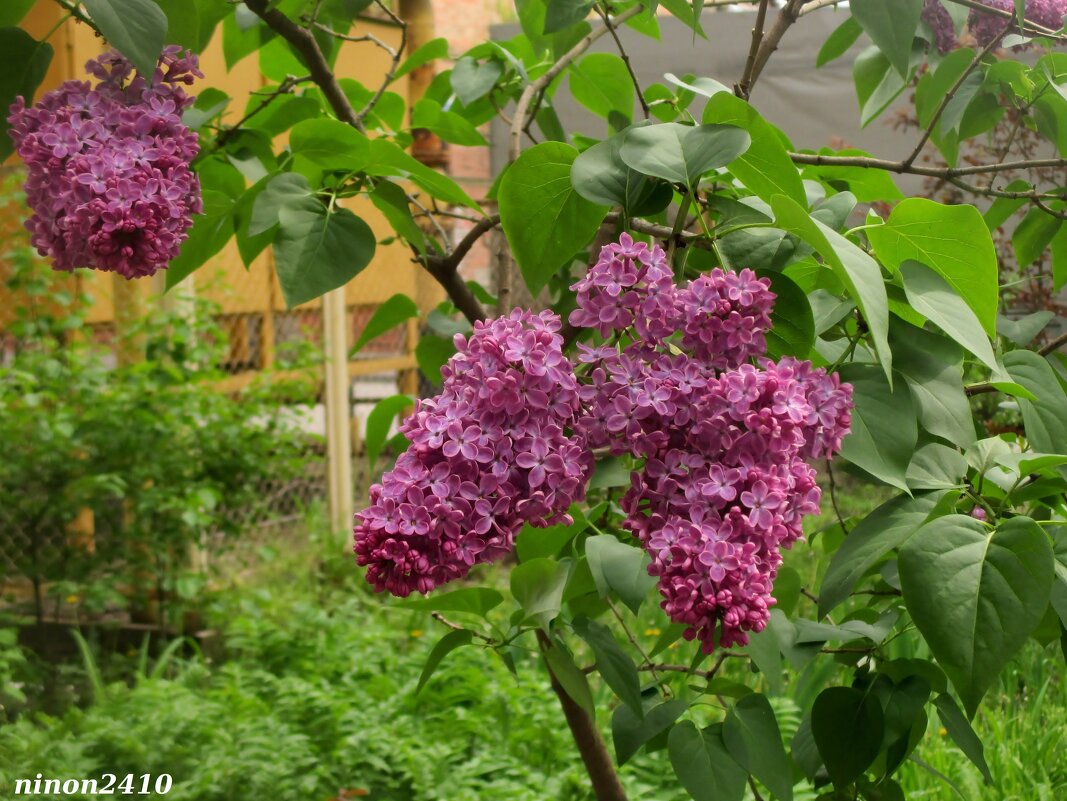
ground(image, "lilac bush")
xmin=356 ymin=235 xmax=852 ymax=652
xmin=7 ymin=46 xmax=202 ymax=279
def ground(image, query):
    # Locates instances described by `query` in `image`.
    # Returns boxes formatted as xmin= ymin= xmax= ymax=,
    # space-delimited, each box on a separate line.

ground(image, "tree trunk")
xmin=538 ymin=631 xmax=630 ymax=801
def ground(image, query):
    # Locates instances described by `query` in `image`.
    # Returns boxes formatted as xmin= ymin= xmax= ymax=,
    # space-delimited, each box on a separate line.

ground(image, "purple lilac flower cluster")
xmin=7 ymin=46 xmax=203 ymax=279
xmin=923 ymin=0 xmax=1067 ymax=52
xmin=922 ymin=0 xmax=959 ymax=53
xmin=570 ymin=235 xmax=852 ymax=651
xmin=354 ymin=310 xmax=592 ymax=596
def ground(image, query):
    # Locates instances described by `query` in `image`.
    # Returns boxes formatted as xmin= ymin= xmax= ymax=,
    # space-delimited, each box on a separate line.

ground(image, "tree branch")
xmin=1039 ymin=330 xmax=1067 ymax=356
xmin=417 ymin=216 xmax=500 ymax=324
xmin=538 ymin=631 xmax=630 ymax=801
xmin=214 ymin=74 xmax=310 ymax=149
xmin=942 ymin=0 xmax=1067 ymax=40
xmin=244 ymin=0 xmax=363 ymax=130
xmin=902 ymin=27 xmax=1006 ymax=169
xmin=353 ymin=0 xmax=406 ymax=128
xmin=745 ymin=0 xmax=805 ymax=96
xmin=790 ymin=152 xmax=1067 ymax=177
xmin=596 ymin=4 xmax=649 ymax=118
xmin=509 ymin=4 xmax=644 ymax=162
xmin=735 ymin=0 xmax=770 ymax=100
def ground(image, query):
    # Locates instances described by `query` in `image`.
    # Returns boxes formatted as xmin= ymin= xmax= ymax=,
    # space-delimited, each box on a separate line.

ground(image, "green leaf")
xmin=907 ymin=442 xmax=967 ymax=490
xmin=933 ymin=694 xmax=994 ymax=784
xmin=722 ymin=693 xmax=793 ymax=801
xmin=351 ymin=294 xmax=419 ymax=355
xmin=721 ymin=229 xmax=799 ymax=275
xmin=399 ymin=587 xmax=504 ymax=617
xmin=249 ymin=172 xmax=314 ymax=237
xmin=881 ymin=675 xmax=932 ymax=756
xmin=569 ymin=52 xmax=635 ymax=122
xmin=1050 ymin=529 xmax=1067 ymax=626
xmin=817 ymin=16 xmax=863 ymax=67
xmin=659 ymin=0 xmax=707 ymax=38
xmin=415 ymin=334 xmax=454 ymax=385
xmin=853 ymin=46 xmax=909 ymax=127
xmin=411 ymin=99 xmax=488 ymax=146
xmin=365 ymin=138 xmax=482 ymax=209
xmin=866 ymin=198 xmax=999 ymax=336
xmin=760 ymin=270 xmax=814 ymax=359
xmin=585 ymin=535 xmax=657 ymax=614
xmin=702 ymin=94 xmax=806 ymax=206
xmin=517 ymin=513 xmax=588 ymax=562
xmin=619 ymin=122 xmax=751 ymax=187
xmin=838 ymin=364 xmax=917 ymax=491
xmin=395 ymin=37 xmax=449 ymax=79
xmin=0 ymin=28 xmax=53 ymax=162
xmin=899 ymin=515 xmax=1055 ymax=716
xmin=511 ymin=558 xmax=572 ymax=629
xmin=572 ymin=617 xmax=643 ymax=714
xmin=771 ymin=195 xmax=892 ymax=379
xmin=223 ymin=7 xmax=272 ymax=70
xmin=364 ymin=394 xmax=413 ymax=468
xmin=150 ymin=0 xmax=200 ymax=51
xmin=274 ymin=204 xmax=376 ymax=307
xmin=590 ymin=456 xmax=631 ymax=489
xmin=0 ymin=0 xmax=34 ymax=26
xmin=451 ymin=57 xmax=503 ymax=105
xmin=613 ymin=698 xmax=687 ymax=764
xmin=850 ymin=0 xmax=923 ymax=77
xmin=811 ymin=686 xmax=885 ymax=787
xmin=416 ymin=630 xmax=473 ymax=693
xmin=820 ymin=491 xmax=948 ymax=617
xmin=543 ymin=637 xmax=595 ymax=717
xmin=544 ymin=0 xmax=595 ymax=33
xmin=1003 ymin=350 xmax=1067 ymax=455
xmin=939 ymin=71 xmax=985 ymax=138
xmin=899 ymin=261 xmax=997 ymax=370
xmin=1052 ymin=222 xmax=1067 ymax=290
xmin=164 ymin=190 xmax=235 ymax=290
xmin=998 ymin=311 xmax=1053 ymax=346
xmin=82 ymin=0 xmax=167 ymax=77
xmin=802 ymin=148 xmax=905 ymax=202
xmin=669 ymin=721 xmax=747 ymax=801
xmin=233 ymin=176 xmax=275 ymax=266
xmin=1013 ymin=206 xmax=1062 ymax=267
xmin=369 ymin=179 xmax=427 ymax=253
xmin=499 ymin=142 xmax=608 ymax=293
xmin=571 ymin=128 xmax=667 ymax=213
xmin=892 ymin=325 xmax=977 ymax=445
xmin=289 ymin=118 xmax=370 ymax=175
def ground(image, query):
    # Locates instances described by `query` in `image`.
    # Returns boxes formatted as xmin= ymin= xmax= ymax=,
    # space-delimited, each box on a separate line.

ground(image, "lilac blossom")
xmin=923 ymin=0 xmax=959 ymax=53
xmin=570 ymin=237 xmax=853 ymax=651
xmin=354 ymin=310 xmax=592 ymax=597
xmin=356 ymin=233 xmax=853 ymax=654
xmin=7 ymin=47 xmax=203 ymax=278
xmin=969 ymin=0 xmax=1067 ymax=46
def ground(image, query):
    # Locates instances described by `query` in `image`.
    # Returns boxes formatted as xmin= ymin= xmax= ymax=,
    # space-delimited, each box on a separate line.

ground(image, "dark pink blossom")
xmin=354 ymin=310 xmax=592 ymax=597
xmin=570 ymin=237 xmax=853 ymax=651
xmin=7 ymin=46 xmax=202 ymax=278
